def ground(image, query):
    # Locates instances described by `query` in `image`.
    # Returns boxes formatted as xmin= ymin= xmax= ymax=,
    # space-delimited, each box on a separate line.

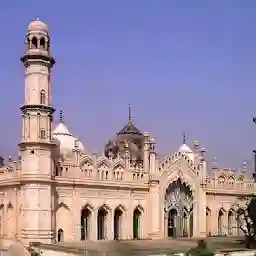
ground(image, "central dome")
xmin=104 ymin=105 xmax=144 ymax=161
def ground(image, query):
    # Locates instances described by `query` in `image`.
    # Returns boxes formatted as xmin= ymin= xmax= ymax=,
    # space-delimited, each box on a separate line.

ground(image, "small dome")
xmin=53 ymin=122 xmax=84 ymax=154
xmin=179 ymin=143 xmax=193 ymax=154
xmin=28 ymin=18 xmax=48 ymax=33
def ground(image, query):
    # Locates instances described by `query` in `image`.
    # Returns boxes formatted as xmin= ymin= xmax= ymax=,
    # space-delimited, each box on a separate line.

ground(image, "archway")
xmin=218 ymin=209 xmax=224 ymax=236
xmin=57 ymin=229 xmax=64 ymax=242
xmin=97 ymin=206 xmax=108 ymax=240
xmin=168 ymin=208 xmax=178 ymax=237
xmin=164 ymin=178 xmax=193 ymax=237
xmin=133 ymin=207 xmax=142 ymax=239
xmin=81 ymin=206 xmax=91 ymax=240
xmin=228 ymin=210 xmax=234 ymax=236
xmin=114 ymin=207 xmax=123 ymax=240
xmin=236 ymin=208 xmax=244 ymax=236
xmin=206 ymin=208 xmax=211 ymax=236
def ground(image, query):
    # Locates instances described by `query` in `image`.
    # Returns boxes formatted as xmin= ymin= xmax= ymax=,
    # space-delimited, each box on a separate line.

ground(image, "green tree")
xmin=234 ymin=195 xmax=256 ymax=248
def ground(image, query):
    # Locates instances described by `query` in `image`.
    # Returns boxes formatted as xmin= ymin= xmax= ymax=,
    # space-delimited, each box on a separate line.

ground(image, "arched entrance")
xmin=57 ymin=229 xmax=64 ymax=242
xmin=81 ymin=206 xmax=91 ymax=240
xmin=206 ymin=208 xmax=211 ymax=236
xmin=218 ymin=209 xmax=224 ymax=236
xmin=114 ymin=207 xmax=123 ymax=240
xmin=164 ymin=178 xmax=193 ymax=237
xmin=97 ymin=206 xmax=108 ymax=240
xmin=133 ymin=207 xmax=142 ymax=239
xmin=228 ymin=210 xmax=234 ymax=236
xmin=168 ymin=208 xmax=178 ymax=237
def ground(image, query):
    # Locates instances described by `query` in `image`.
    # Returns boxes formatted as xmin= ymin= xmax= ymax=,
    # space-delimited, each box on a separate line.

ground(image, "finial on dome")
xmin=60 ymin=108 xmax=64 ymax=123
xmin=36 ymin=17 xmax=40 ymax=21
xmin=128 ymin=104 xmax=132 ymax=122
xmin=182 ymin=132 xmax=186 ymax=144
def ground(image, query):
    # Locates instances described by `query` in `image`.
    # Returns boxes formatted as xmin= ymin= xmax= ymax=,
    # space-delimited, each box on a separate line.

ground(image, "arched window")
xmin=40 ymin=90 xmax=46 ymax=104
xmin=31 ymin=37 xmax=38 ymax=49
xmin=26 ymin=38 xmax=30 ymax=51
xmin=40 ymin=129 xmax=46 ymax=139
xmin=40 ymin=37 xmax=46 ymax=49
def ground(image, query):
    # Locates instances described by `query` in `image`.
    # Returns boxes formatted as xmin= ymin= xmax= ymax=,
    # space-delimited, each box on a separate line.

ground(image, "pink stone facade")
xmin=0 ymin=19 xmax=254 ymax=245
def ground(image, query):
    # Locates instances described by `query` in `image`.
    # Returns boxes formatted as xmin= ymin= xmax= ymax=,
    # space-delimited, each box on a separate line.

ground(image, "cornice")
xmin=20 ymin=53 xmax=55 ymax=67
xmin=20 ymin=104 xmax=55 ymax=113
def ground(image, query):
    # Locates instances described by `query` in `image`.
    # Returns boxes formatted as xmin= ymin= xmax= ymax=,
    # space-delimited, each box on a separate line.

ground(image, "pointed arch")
xmin=227 ymin=175 xmax=235 ymax=187
xmin=7 ymin=202 xmax=13 ymax=209
xmin=218 ymin=207 xmax=226 ymax=236
xmin=40 ymin=36 xmax=46 ymax=49
xmin=237 ymin=175 xmax=244 ymax=182
xmin=81 ymin=203 xmax=94 ymax=212
xmin=161 ymin=167 xmax=197 ymax=195
xmin=113 ymin=160 xmax=124 ymax=170
xmin=159 ymin=151 xmax=197 ymax=173
xmin=115 ymin=204 xmax=126 ymax=213
xmin=57 ymin=228 xmax=64 ymax=242
xmin=114 ymin=204 xmax=125 ymax=240
xmin=96 ymin=157 xmax=111 ymax=169
xmin=80 ymin=204 xmax=93 ymax=240
xmin=133 ymin=205 xmax=143 ymax=239
xmin=206 ymin=207 xmax=211 ymax=236
xmin=97 ymin=204 xmax=110 ymax=240
xmin=219 ymin=207 xmax=226 ymax=213
xmin=57 ymin=202 xmax=69 ymax=211
xmin=134 ymin=204 xmax=144 ymax=213
xmin=98 ymin=204 xmax=111 ymax=212
xmin=79 ymin=155 xmax=93 ymax=167
xmin=40 ymin=89 xmax=46 ymax=104
xmin=228 ymin=209 xmax=235 ymax=236
xmin=217 ymin=175 xmax=225 ymax=186
xmin=31 ymin=36 xmax=38 ymax=48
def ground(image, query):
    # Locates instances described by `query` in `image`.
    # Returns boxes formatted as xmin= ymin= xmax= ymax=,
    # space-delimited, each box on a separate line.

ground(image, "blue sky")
xmin=0 ymin=0 xmax=256 ymax=171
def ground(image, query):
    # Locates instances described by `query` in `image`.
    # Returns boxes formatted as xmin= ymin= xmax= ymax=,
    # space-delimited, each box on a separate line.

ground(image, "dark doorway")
xmin=57 ymin=229 xmax=64 ymax=242
xmin=168 ymin=209 xmax=178 ymax=237
xmin=97 ymin=207 xmax=108 ymax=240
xmin=114 ymin=208 xmax=123 ymax=240
xmin=133 ymin=208 xmax=141 ymax=239
xmin=81 ymin=208 xmax=91 ymax=240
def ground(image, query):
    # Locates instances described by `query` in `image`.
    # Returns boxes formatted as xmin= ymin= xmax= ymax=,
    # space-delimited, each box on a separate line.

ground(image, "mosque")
xmin=0 ymin=19 xmax=254 ymax=246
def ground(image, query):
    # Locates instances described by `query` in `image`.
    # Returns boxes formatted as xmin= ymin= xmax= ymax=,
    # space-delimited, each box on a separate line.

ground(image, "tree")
xmin=234 ymin=195 xmax=256 ymax=248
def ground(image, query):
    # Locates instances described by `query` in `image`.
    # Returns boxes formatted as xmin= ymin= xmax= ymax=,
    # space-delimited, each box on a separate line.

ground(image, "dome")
xmin=28 ymin=18 xmax=48 ymax=33
xmin=179 ymin=143 xmax=193 ymax=154
xmin=104 ymin=104 xmax=144 ymax=161
xmin=53 ymin=122 xmax=84 ymax=155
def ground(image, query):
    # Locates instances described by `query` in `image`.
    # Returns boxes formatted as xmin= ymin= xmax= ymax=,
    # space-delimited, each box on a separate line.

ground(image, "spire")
xmin=128 ymin=104 xmax=132 ymax=122
xmin=117 ymin=104 xmax=142 ymax=135
xmin=60 ymin=108 xmax=63 ymax=123
xmin=182 ymin=132 xmax=186 ymax=144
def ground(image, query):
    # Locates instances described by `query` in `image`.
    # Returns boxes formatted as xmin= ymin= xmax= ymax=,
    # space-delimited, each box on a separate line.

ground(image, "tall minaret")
xmin=19 ymin=19 xmax=56 ymax=244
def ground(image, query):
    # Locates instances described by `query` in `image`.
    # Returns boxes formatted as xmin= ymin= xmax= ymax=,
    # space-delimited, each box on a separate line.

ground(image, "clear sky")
xmin=0 ymin=0 xmax=256 ymax=171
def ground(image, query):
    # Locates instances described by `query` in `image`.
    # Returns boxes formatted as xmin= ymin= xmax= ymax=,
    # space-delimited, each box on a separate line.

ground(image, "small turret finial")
xmin=128 ymin=104 xmax=132 ymax=122
xmin=182 ymin=132 xmax=186 ymax=144
xmin=60 ymin=108 xmax=63 ymax=123
xmin=36 ymin=17 xmax=40 ymax=21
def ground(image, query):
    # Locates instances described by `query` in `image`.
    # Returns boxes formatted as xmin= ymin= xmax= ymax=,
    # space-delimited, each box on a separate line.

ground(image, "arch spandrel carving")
xmin=79 ymin=155 xmax=93 ymax=167
xmin=160 ymin=156 xmax=199 ymax=194
xmin=160 ymin=168 xmax=197 ymax=196
xmin=160 ymin=154 xmax=198 ymax=178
